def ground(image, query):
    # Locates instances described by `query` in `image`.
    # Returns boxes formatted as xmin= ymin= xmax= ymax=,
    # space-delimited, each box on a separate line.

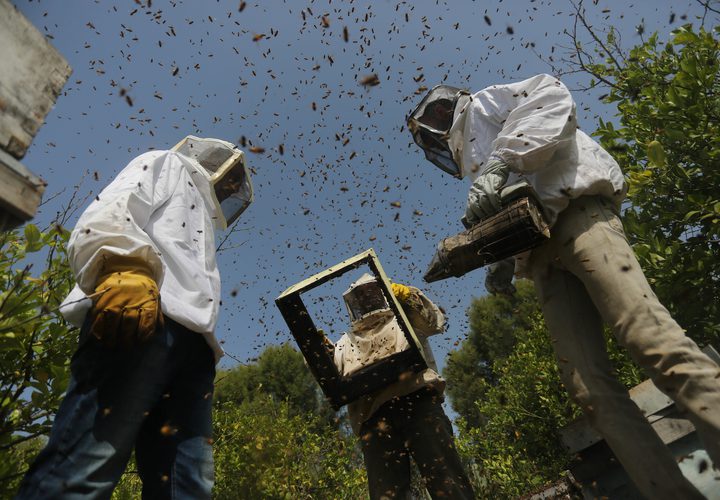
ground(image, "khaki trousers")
xmin=530 ymin=195 xmax=720 ymax=500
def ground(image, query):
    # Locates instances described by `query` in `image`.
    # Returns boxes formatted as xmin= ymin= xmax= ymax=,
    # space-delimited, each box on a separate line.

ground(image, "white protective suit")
xmin=60 ymin=150 xmax=225 ymax=360
xmin=444 ymin=74 xmax=720 ymax=499
xmin=448 ymin=74 xmax=626 ymax=225
xmin=334 ymin=285 xmax=446 ymax=434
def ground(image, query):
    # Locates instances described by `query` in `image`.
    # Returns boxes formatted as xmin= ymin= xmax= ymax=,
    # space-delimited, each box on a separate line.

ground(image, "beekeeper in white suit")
xmin=334 ymin=274 xmax=474 ymax=500
xmin=17 ymin=136 xmax=253 ymax=500
xmin=408 ymin=74 xmax=720 ymax=499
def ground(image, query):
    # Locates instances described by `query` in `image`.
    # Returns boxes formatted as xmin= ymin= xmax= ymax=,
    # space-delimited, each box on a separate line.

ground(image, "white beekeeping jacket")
xmin=333 ymin=287 xmax=446 ymax=433
xmin=448 ymin=73 xmax=627 ymax=226
xmin=60 ymin=150 xmax=224 ymax=360
xmin=334 ymin=310 xmax=410 ymax=376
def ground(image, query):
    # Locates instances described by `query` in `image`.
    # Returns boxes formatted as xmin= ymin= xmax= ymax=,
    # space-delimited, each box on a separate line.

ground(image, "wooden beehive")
xmin=0 ymin=0 xmax=71 ymax=229
xmin=556 ymin=346 xmax=720 ymax=499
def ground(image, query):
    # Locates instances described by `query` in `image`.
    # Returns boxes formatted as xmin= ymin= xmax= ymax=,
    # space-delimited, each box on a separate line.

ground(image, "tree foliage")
xmin=445 ymin=283 xmax=572 ymax=496
xmin=444 ymin=280 xmax=541 ymax=428
xmin=446 ymin=283 xmax=643 ymax=495
xmin=114 ymin=344 xmax=366 ymax=498
xmin=455 ymin=308 xmax=575 ymax=498
xmin=212 ymin=397 xmax=366 ymax=499
xmin=575 ymin=20 xmax=720 ymax=344
xmin=0 ymin=225 xmax=76 ymax=495
xmin=214 ymin=343 xmax=337 ymax=425
xmin=114 ymin=396 xmax=367 ymax=500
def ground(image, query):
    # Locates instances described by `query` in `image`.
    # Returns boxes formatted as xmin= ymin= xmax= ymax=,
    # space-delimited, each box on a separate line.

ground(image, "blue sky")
xmin=15 ymin=0 xmax=712 ymax=382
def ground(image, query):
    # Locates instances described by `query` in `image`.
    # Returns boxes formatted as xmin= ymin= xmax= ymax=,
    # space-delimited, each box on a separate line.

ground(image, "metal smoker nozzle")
xmin=423 ymin=245 xmax=450 ymax=283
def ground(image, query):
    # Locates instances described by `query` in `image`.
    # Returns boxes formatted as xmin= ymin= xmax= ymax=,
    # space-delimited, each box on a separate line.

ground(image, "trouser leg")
xmin=555 ymin=197 xmax=720 ymax=467
xmin=16 ymin=320 xmax=173 ymax=500
xmin=359 ymin=408 xmax=412 ymax=500
xmin=135 ymin=322 xmax=215 ymax=500
xmin=402 ymin=389 xmax=475 ymax=500
xmin=532 ymin=261 xmax=703 ymax=499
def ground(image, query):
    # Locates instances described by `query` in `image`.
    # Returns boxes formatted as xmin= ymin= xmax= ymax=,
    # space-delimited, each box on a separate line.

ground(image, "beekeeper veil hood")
xmin=408 ymin=85 xmax=470 ymax=179
xmin=173 ymin=135 xmax=254 ymax=229
xmin=342 ymin=273 xmax=390 ymax=323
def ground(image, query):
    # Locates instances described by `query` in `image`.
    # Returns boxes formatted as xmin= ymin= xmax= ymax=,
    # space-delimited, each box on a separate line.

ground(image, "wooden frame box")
xmin=276 ymin=248 xmax=427 ymax=409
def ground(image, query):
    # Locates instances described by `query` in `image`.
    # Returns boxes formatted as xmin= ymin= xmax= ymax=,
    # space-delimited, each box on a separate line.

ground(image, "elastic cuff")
xmin=488 ymin=150 xmax=515 ymax=170
xmin=96 ymin=255 xmax=155 ymax=284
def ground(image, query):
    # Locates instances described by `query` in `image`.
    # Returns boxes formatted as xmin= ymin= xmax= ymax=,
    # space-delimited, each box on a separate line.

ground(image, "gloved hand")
xmin=90 ymin=256 xmax=163 ymax=348
xmin=391 ymin=283 xmax=412 ymax=303
xmin=465 ymin=158 xmax=511 ymax=226
xmin=485 ymin=257 xmax=516 ymax=296
xmin=317 ymin=329 xmax=335 ymax=356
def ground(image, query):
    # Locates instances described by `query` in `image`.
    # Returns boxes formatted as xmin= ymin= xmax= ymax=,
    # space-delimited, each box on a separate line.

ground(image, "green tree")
xmin=444 ymin=280 xmax=541 ymax=428
xmin=214 ymin=343 xmax=335 ymax=422
xmin=446 ymin=283 xmax=643 ymax=495
xmin=445 ymin=283 xmax=572 ymax=496
xmin=114 ymin=344 xmax=362 ymax=498
xmin=455 ymin=308 xmax=575 ymax=498
xmin=570 ymin=18 xmax=720 ymax=345
xmin=212 ymin=397 xmax=366 ymax=499
xmin=115 ymin=396 xmax=367 ymax=500
xmin=0 ymin=224 xmax=76 ymax=495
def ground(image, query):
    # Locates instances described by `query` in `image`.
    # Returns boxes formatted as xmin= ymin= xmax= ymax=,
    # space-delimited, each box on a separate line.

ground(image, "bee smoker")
xmin=423 ymin=184 xmax=550 ymax=283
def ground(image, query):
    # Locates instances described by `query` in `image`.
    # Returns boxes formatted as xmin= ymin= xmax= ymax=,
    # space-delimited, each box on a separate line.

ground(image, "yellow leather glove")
xmin=90 ymin=256 xmax=163 ymax=349
xmin=390 ymin=282 xmax=412 ymax=303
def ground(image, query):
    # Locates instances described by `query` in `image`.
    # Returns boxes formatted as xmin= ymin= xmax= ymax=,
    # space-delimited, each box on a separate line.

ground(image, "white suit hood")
xmin=448 ymin=74 xmax=627 ymax=226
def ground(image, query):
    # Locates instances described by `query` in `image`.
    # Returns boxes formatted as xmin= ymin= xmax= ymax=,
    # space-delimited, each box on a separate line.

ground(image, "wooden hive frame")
xmin=275 ymin=248 xmax=427 ymax=409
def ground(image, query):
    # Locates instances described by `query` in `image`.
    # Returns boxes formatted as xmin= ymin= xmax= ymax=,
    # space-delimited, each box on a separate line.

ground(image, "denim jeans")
xmin=16 ymin=316 xmax=215 ymax=500
xmin=530 ymin=195 xmax=720 ymax=500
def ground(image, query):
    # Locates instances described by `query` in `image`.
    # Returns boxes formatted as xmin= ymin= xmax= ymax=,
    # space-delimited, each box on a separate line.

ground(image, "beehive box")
xmin=558 ymin=346 xmax=720 ymax=499
xmin=0 ymin=0 xmax=71 ymax=228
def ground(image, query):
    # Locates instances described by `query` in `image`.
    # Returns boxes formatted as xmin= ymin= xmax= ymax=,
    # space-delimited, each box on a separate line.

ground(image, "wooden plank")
xmin=0 ymin=148 xmax=45 ymax=226
xmin=628 ymin=378 xmax=674 ymax=422
xmin=277 ymin=248 xmax=426 ymax=362
xmin=522 ymin=471 xmax=579 ymax=500
xmin=0 ymin=0 xmax=71 ymax=159
xmin=560 ymin=417 xmax=602 ymax=454
xmin=561 ymin=398 xmax=696 ymax=453
xmin=557 ymin=345 xmax=719 ymax=499
xmin=651 ymin=413 xmax=696 ymax=445
xmin=277 ymin=248 xmax=377 ymax=298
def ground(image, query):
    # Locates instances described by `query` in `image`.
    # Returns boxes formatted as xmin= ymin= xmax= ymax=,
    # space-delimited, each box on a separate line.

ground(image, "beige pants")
xmin=530 ymin=195 xmax=720 ymax=500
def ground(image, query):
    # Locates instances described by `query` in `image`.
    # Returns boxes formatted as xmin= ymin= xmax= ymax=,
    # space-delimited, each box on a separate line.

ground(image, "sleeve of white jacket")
xmin=402 ymin=287 xmax=446 ymax=338
xmin=481 ymin=74 xmax=577 ymax=174
xmin=333 ymin=336 xmax=346 ymax=373
xmin=68 ymin=151 xmax=179 ymax=294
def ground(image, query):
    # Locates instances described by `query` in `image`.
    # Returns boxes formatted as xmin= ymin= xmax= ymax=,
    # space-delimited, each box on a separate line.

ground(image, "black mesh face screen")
xmin=343 ymin=281 xmax=388 ymax=322
xmin=413 ymin=128 xmax=460 ymax=178
xmin=408 ymin=86 xmax=468 ymax=178
xmin=418 ymin=98 xmax=455 ymax=132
